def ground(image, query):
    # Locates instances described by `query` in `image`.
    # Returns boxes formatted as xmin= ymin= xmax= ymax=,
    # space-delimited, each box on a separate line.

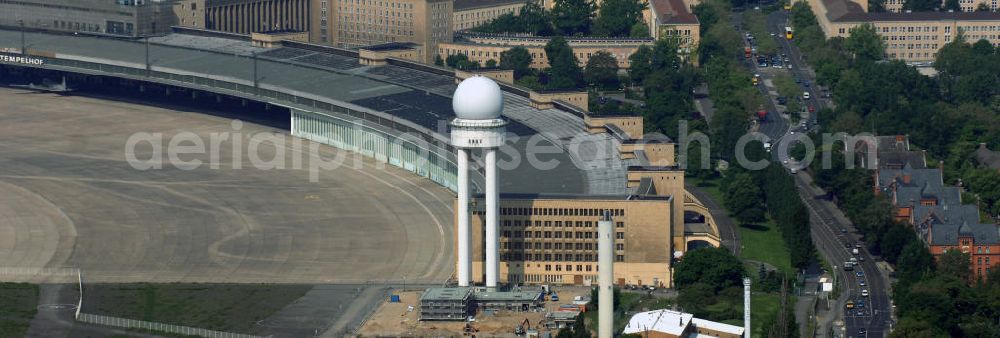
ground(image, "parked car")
xmin=803 ymin=92 xmax=811 ymax=99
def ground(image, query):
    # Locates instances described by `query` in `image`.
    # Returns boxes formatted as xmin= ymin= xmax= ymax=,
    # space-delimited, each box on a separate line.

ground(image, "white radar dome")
xmin=452 ymin=76 xmax=504 ymax=120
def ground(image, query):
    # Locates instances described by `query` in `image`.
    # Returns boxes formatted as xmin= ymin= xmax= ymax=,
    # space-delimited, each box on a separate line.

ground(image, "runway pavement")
xmin=0 ymin=88 xmax=455 ymax=284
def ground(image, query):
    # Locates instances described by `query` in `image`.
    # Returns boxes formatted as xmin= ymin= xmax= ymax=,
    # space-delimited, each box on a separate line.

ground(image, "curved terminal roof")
xmin=0 ymin=29 xmax=630 ymax=194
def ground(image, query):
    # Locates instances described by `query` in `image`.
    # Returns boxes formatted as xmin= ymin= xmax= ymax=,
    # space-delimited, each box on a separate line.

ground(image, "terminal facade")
xmin=0 ymin=0 xmax=176 ymax=37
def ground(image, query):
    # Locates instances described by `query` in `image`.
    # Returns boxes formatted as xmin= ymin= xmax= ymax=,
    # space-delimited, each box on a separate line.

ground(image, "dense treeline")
xmin=722 ymin=146 xmax=816 ymax=270
xmin=791 ymin=3 xmax=1000 ymax=336
xmin=791 ymin=2 xmax=1000 ymax=217
xmin=673 ymin=247 xmax=748 ymax=323
xmin=471 ymin=0 xmax=648 ymax=38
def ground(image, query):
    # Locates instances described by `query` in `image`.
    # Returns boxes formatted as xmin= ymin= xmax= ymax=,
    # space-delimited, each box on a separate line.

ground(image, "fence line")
xmin=0 ymin=267 xmax=80 ymax=277
xmin=77 ymin=313 xmax=269 ymax=338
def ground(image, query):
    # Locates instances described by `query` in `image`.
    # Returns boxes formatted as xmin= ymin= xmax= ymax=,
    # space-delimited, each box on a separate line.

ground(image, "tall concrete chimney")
xmin=598 ymin=211 xmax=614 ymax=338
xmin=744 ymin=277 xmax=752 ymax=338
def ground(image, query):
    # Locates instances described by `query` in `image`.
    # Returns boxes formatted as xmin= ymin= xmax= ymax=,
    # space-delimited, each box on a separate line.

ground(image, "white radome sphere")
xmin=452 ymin=76 xmax=504 ymax=120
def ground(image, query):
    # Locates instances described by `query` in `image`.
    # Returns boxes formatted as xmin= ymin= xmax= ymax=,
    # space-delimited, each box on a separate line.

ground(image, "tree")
xmin=500 ymin=46 xmax=533 ymax=79
xmin=585 ymin=51 xmax=620 ymax=89
xmin=445 ymin=53 xmax=469 ymax=68
xmin=975 ymin=3 xmax=991 ymax=11
xmin=434 ymin=54 xmax=443 ymax=66
xmin=673 ymin=247 xmax=745 ymax=292
xmin=937 ymin=250 xmax=972 ymax=282
xmin=472 ymin=2 xmax=553 ymax=35
xmin=880 ymin=223 xmax=915 ymax=264
xmin=629 ymin=21 xmax=650 ymax=38
xmin=485 ymin=59 xmax=497 ymax=68
xmin=551 ymin=0 xmax=595 ymax=35
xmin=943 ymin=0 xmax=960 ymax=11
xmin=845 ymin=24 xmax=885 ymax=62
xmin=897 ymin=241 xmax=934 ymax=283
xmin=903 ymin=0 xmax=940 ymax=11
xmin=544 ymin=36 xmax=584 ymax=89
xmin=724 ymin=172 xmax=766 ymax=224
xmin=593 ymin=0 xmax=647 ymax=37
xmin=889 ymin=316 xmax=949 ymax=338
xmin=627 ymin=45 xmax=653 ymax=85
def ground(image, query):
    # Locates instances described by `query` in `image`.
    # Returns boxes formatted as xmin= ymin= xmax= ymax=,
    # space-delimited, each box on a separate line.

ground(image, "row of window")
xmin=501 ymin=230 xmax=626 ymax=239
xmin=887 ymin=52 xmax=935 ymax=59
xmin=501 ymin=220 xmax=626 ymax=229
xmin=337 ymin=0 xmax=413 ymax=8
xmin=502 ymin=252 xmax=625 ymax=262
xmin=502 ymin=241 xmax=626 ymax=251
xmin=500 ymin=207 xmax=625 ymax=217
xmin=887 ymin=43 xmax=941 ymax=50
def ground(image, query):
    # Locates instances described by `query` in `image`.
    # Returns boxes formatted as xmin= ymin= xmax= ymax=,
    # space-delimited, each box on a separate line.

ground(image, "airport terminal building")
xmin=0 ymin=0 xmax=176 ymax=37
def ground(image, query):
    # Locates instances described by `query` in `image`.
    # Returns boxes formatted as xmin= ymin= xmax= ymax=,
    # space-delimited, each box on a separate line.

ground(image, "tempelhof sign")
xmin=0 ymin=53 xmax=45 ymax=66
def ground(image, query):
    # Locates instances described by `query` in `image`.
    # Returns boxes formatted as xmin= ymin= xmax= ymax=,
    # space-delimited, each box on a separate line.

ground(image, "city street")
xmin=737 ymin=7 xmax=891 ymax=337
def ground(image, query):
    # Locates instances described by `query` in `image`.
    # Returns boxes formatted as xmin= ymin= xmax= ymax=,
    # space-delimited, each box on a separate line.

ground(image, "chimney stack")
xmin=598 ymin=211 xmax=614 ymax=338
xmin=744 ymin=278 xmax=751 ymax=338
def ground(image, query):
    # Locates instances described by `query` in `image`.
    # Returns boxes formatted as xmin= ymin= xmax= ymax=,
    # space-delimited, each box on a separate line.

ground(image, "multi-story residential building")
xmin=309 ymin=0 xmax=452 ymax=63
xmin=806 ymin=0 xmax=1000 ymax=62
xmin=0 ymin=0 xmax=176 ymax=37
xmin=648 ymin=0 xmax=701 ymax=59
xmin=173 ymin=0 xmax=311 ymax=35
xmin=438 ymin=33 xmax=653 ymax=69
xmin=883 ymin=0 xmax=998 ymax=13
xmin=452 ymin=0 xmax=526 ymax=31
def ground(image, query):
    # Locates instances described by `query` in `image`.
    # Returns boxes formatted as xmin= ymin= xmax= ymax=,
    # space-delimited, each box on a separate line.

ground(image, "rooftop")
xmin=913 ymin=204 xmax=1000 ymax=245
xmin=623 ymin=309 xmax=693 ymax=335
xmin=453 ymin=0 xmax=525 ymax=11
xmin=650 ymin=0 xmax=700 ymax=25
xmin=361 ymin=42 xmax=421 ymax=51
xmin=824 ymin=0 xmax=1000 ymax=22
xmin=975 ymin=143 xmax=1000 ymax=169
xmin=421 ymin=287 xmax=474 ymax=301
xmin=0 ymin=28 xmax=633 ymax=195
xmin=475 ymin=290 xmax=543 ymax=302
xmin=690 ymin=317 xmax=746 ymax=335
xmin=474 ymin=192 xmax=673 ymax=201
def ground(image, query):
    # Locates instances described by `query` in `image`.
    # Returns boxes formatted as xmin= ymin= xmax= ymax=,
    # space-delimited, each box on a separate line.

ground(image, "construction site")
xmin=358 ymin=286 xmax=593 ymax=337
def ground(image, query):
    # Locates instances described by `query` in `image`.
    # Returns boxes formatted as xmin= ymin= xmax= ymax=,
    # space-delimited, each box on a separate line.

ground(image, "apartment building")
xmin=807 ymin=0 xmax=1000 ymax=62
xmin=882 ymin=0 xmax=998 ymax=13
xmin=648 ymin=0 xmax=701 ymax=59
xmin=174 ymin=0 xmax=311 ymax=34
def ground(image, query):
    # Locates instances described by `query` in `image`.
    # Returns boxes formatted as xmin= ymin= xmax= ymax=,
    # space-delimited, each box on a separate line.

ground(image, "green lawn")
xmin=740 ymin=219 xmax=794 ymax=274
xmin=0 ymin=283 xmax=39 ymax=338
xmin=83 ymin=284 xmax=310 ymax=335
xmin=689 ymin=176 xmax=794 ymax=274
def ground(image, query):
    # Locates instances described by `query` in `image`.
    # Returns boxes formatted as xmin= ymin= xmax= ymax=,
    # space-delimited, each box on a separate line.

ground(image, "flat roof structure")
xmin=623 ymin=309 xmax=693 ymax=336
xmin=474 ymin=290 xmax=543 ymax=301
xmin=0 ymin=28 xmax=631 ymax=195
xmin=421 ymin=287 xmax=475 ymax=301
xmin=689 ymin=318 xmax=746 ymax=336
xmin=453 ymin=0 xmax=526 ymax=11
